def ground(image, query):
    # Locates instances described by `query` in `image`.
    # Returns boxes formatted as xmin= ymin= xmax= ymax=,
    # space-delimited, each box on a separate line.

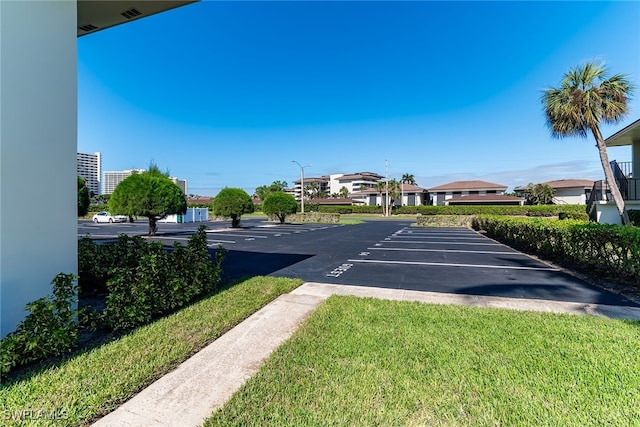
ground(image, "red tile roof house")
xmin=514 ymin=180 xmax=594 ymax=205
xmin=427 ymin=180 xmax=523 ymax=206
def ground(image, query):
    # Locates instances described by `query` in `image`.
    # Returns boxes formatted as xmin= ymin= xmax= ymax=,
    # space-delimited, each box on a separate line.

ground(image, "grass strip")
xmin=0 ymin=276 xmax=302 ymax=426
xmin=206 ymin=296 xmax=640 ymax=426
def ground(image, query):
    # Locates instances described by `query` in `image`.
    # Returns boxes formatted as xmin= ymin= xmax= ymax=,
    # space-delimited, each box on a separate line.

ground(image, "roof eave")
xmin=77 ymin=1 xmax=198 ymax=37
xmin=605 ymin=118 xmax=640 ymax=147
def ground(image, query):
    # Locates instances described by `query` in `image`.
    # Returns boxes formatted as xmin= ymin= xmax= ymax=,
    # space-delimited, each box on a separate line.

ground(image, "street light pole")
xmin=291 ymin=160 xmax=312 ymax=213
xmin=385 ymin=159 xmax=389 ymax=217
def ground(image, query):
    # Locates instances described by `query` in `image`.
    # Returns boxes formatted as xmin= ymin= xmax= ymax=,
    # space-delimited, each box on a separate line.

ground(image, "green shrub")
xmin=104 ymin=226 xmax=225 ymax=331
xmin=472 ymin=215 xmax=640 ymax=283
xmin=318 ymin=205 xmax=354 ymax=214
xmin=78 ymin=234 xmax=150 ymax=295
xmin=1 ymin=228 xmax=225 ymax=376
xmin=1 ymin=274 xmax=79 ymax=376
xmin=558 ymin=211 xmax=590 ymax=221
xmin=629 ymin=210 xmax=640 ymax=227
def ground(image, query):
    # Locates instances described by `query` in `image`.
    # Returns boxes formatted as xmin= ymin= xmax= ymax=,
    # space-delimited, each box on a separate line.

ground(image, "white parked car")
xmin=92 ymin=211 xmax=128 ymax=223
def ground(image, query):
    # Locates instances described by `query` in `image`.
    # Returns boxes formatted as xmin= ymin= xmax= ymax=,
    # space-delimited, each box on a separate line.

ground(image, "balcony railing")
xmin=616 ymin=161 xmax=633 ymax=178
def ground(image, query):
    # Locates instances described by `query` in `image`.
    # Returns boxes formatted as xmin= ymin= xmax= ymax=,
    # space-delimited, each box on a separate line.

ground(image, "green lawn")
xmin=0 ymin=277 xmax=302 ymax=426
xmin=206 ymin=296 xmax=640 ymax=426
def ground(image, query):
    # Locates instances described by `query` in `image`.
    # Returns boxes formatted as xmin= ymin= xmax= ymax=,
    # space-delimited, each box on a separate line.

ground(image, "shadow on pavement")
xmin=220 ymin=250 xmax=314 ymax=283
xmin=457 ymin=280 xmax=640 ymax=307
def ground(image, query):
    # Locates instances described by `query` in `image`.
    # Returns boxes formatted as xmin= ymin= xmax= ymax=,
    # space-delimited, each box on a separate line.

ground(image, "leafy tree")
xmin=213 ymin=187 xmax=254 ymax=228
xmin=77 ymin=176 xmax=90 ymax=217
xmin=91 ymin=193 xmax=110 ymax=205
xmin=109 ymin=165 xmax=187 ymax=236
xmin=542 ymin=61 xmax=633 ymax=225
xmin=524 ymin=183 xmax=556 ymax=205
xmin=254 ymin=180 xmax=288 ymax=201
xmin=263 ymin=191 xmax=298 ymax=224
xmin=401 ymin=173 xmax=416 ymax=185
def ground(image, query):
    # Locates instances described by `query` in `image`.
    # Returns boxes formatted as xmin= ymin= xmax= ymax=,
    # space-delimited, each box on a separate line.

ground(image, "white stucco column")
xmin=0 ymin=1 xmax=78 ymax=337
xmin=633 ymin=140 xmax=640 ymax=179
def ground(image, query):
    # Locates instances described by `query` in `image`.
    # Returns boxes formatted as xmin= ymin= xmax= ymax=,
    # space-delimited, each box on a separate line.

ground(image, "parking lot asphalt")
xmin=78 ymin=219 xmax=638 ymax=307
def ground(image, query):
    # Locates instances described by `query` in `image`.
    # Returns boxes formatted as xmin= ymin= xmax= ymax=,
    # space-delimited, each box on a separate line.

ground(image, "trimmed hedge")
xmin=416 ymin=215 xmax=475 ymax=227
xmin=472 ymin=215 xmax=640 ymax=283
xmin=630 ymin=210 xmax=640 ymax=227
xmin=395 ymin=204 xmax=586 ymax=217
xmin=318 ymin=205 xmax=354 ymax=214
xmin=313 ymin=204 xmax=586 ymax=217
xmin=287 ymin=212 xmax=340 ymax=223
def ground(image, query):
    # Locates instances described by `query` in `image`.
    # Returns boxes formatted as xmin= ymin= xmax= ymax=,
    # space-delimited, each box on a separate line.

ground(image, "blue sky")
xmin=78 ymin=1 xmax=640 ymax=196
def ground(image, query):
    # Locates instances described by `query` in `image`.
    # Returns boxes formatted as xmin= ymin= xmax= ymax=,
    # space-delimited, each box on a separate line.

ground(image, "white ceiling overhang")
xmin=77 ymin=1 xmax=197 ymax=37
xmin=605 ymin=118 xmax=640 ymax=147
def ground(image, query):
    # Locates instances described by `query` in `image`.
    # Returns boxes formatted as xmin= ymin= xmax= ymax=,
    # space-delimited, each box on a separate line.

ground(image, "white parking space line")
xmin=367 ymin=247 xmax=519 ymax=255
xmin=380 ymin=240 xmax=501 ymax=246
xmin=237 ymin=230 xmax=290 ymax=235
xmin=347 ymin=259 xmax=559 ymax=271
xmin=391 ymin=235 xmax=486 ymax=240
xmin=204 ymin=232 xmax=267 ymax=239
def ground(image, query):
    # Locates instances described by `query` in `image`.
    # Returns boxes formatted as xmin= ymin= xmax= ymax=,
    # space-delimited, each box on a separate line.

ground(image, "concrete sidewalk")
xmin=93 ymin=282 xmax=640 ymax=427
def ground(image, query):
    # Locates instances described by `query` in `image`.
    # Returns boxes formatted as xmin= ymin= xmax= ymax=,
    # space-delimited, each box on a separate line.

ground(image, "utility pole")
xmin=385 ymin=159 xmax=389 ymax=217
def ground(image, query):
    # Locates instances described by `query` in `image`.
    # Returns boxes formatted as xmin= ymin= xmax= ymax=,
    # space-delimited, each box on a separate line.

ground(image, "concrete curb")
xmin=93 ymin=293 xmax=327 ymax=427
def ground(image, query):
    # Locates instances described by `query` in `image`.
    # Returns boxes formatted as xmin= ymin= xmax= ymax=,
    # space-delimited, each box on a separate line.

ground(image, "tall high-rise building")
xmin=103 ymin=169 xmax=145 ymax=194
xmin=170 ymin=177 xmax=187 ymax=194
xmin=77 ymin=152 xmax=101 ymax=195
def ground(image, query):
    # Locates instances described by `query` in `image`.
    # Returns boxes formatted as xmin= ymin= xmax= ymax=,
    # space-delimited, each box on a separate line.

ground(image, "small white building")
xmin=158 ymin=208 xmax=209 ymax=223
xmin=514 ymin=179 xmax=595 ymax=205
xmin=351 ymin=184 xmax=428 ymax=207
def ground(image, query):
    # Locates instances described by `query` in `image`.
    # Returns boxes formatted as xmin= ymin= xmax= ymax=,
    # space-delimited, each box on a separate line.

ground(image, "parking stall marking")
xmin=400 ymin=234 xmax=486 ymax=240
xmin=326 ymin=263 xmax=354 ymax=278
xmin=347 ymin=258 xmax=559 ymax=271
xmin=378 ymin=240 xmax=501 ymax=246
xmin=367 ymin=247 xmax=519 ymax=255
xmin=205 ymin=232 xmax=268 ymax=239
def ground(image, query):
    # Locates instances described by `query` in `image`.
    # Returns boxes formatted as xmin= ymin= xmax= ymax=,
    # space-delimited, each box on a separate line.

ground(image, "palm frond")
xmin=541 ymin=60 xmax=632 ymax=139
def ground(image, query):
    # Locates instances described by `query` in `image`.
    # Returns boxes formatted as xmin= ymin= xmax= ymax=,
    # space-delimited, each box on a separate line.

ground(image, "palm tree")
xmin=374 ymin=181 xmax=387 ymax=212
xmin=401 ymin=173 xmax=416 ymax=185
xmin=524 ymin=183 xmax=556 ymax=205
xmin=387 ymin=179 xmax=401 ymax=206
xmin=542 ymin=61 xmax=633 ymax=225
